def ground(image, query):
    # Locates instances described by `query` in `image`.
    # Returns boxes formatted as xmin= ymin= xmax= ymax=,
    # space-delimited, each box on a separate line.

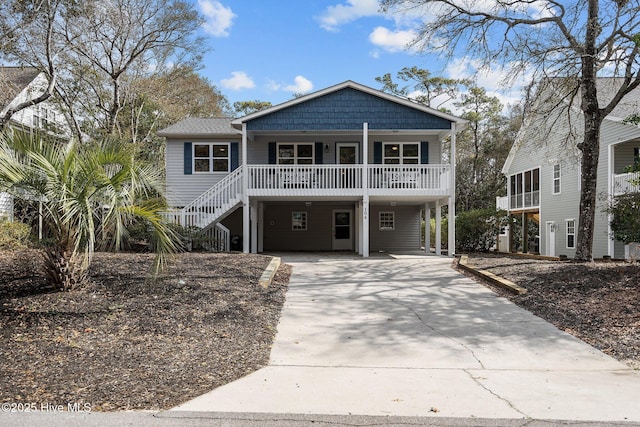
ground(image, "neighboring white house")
xmin=158 ymin=80 xmax=466 ymax=256
xmin=0 ymin=66 xmax=71 ymax=220
xmin=498 ymin=78 xmax=640 ymax=259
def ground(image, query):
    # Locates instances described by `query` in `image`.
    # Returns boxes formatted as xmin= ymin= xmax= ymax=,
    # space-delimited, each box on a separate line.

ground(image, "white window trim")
xmin=292 ymin=211 xmax=307 ymax=231
xmin=379 ymin=211 xmax=395 ymax=230
xmin=382 ymin=142 xmax=420 ymax=165
xmin=193 ymin=142 xmax=230 ymax=174
xmin=277 ymin=142 xmax=315 ymax=165
xmin=553 ymin=164 xmax=561 ymax=195
xmin=566 ymin=219 xmax=576 ymax=249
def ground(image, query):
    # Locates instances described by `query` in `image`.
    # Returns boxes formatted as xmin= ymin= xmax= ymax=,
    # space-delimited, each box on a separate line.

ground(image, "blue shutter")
xmin=420 ymin=141 xmax=429 ymax=164
xmin=373 ymin=141 xmax=382 ymax=164
xmin=315 ymin=142 xmax=323 ymax=164
xmin=184 ymin=142 xmax=192 ymax=174
xmin=268 ymin=142 xmax=276 ymax=164
xmin=230 ymin=142 xmax=239 ymax=171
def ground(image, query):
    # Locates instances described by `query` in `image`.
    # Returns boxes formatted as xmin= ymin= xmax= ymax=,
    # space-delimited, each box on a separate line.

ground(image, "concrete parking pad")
xmin=172 ymin=255 xmax=640 ymax=422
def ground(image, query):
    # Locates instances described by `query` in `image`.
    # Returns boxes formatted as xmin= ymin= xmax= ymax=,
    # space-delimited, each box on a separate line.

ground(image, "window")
xmin=32 ymin=104 xmax=56 ymax=130
xmin=291 ymin=212 xmax=307 ymax=230
xmin=553 ymin=164 xmax=561 ymax=194
xmin=566 ymin=219 xmax=576 ymax=249
xmin=509 ymin=168 xmax=540 ymax=209
xmin=379 ymin=211 xmax=395 ymax=230
xmin=383 ymin=143 xmax=419 ymax=164
xmin=193 ymin=143 xmax=229 ymax=173
xmin=278 ymin=143 xmax=314 ymax=164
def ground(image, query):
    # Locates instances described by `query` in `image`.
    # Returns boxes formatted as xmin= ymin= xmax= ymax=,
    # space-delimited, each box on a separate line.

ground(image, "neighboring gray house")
xmin=1 ymin=67 xmax=70 ymax=220
xmin=158 ymin=80 xmax=466 ymax=256
xmin=498 ymin=78 xmax=640 ymax=259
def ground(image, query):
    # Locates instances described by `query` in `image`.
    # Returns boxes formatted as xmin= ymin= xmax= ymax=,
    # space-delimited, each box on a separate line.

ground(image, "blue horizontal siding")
xmin=246 ymin=87 xmax=452 ymax=131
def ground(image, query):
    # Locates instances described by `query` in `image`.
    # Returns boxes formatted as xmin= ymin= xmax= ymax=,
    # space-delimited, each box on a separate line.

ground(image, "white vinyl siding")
xmin=165 ymin=138 xmax=242 ymax=207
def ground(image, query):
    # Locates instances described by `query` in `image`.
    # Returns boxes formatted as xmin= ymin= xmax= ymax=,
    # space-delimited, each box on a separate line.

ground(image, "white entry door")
xmin=546 ymin=222 xmax=556 ymax=257
xmin=332 ymin=210 xmax=353 ymax=250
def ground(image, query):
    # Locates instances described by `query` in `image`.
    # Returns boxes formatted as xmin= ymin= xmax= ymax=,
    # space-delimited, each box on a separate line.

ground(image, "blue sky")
xmin=193 ymin=0 xmax=528 ymax=112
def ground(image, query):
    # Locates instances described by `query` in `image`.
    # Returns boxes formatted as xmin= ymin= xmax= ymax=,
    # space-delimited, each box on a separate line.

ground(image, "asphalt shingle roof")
xmin=157 ymin=117 xmax=239 ymax=138
xmin=0 ymin=66 xmax=40 ymax=109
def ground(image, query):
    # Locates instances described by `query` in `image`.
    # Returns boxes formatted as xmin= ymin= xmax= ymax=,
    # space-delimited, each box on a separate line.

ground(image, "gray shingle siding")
xmin=246 ymin=88 xmax=452 ymax=131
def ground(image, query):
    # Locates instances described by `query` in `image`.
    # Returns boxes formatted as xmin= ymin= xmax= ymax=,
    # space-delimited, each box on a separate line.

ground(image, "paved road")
xmin=172 ymin=254 xmax=640 ymax=422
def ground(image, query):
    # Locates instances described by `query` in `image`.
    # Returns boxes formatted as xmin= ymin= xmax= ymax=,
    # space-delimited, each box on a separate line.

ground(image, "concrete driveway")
xmin=172 ymin=254 xmax=640 ymax=421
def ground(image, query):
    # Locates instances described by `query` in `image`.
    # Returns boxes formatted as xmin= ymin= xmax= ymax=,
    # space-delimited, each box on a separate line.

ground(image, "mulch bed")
xmin=460 ymin=253 xmax=640 ymax=369
xmin=0 ymin=249 xmax=290 ymax=411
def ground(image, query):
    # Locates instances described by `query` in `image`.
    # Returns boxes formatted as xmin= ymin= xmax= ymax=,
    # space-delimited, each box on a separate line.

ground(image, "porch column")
xmin=435 ymin=199 xmax=442 ymax=256
xmin=355 ymin=201 xmax=361 ymax=254
xmin=362 ymin=122 xmax=369 ymax=191
xmin=362 ymin=195 xmax=370 ymax=258
xmin=425 ymin=204 xmax=431 ymax=254
xmin=242 ymin=123 xmax=250 ymax=253
xmin=607 ymin=144 xmax=615 ymax=257
xmin=258 ymin=202 xmax=264 ymax=253
xmin=250 ymin=200 xmax=258 ymax=253
xmin=362 ymin=122 xmax=370 ymax=257
xmin=522 ymin=212 xmax=528 ymax=253
xmin=448 ymin=122 xmax=456 ymax=256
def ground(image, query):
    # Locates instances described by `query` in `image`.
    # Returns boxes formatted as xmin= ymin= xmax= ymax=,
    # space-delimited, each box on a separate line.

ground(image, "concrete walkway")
xmin=172 ymin=254 xmax=640 ymax=422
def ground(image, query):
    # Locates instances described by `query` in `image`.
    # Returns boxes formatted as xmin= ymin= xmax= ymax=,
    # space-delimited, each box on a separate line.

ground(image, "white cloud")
xmin=198 ymin=0 xmax=236 ymax=37
xmin=220 ymin=71 xmax=255 ymax=90
xmin=284 ymin=76 xmax=314 ymax=93
xmin=368 ymin=26 xmax=417 ymax=53
xmin=318 ymin=0 xmax=381 ymax=32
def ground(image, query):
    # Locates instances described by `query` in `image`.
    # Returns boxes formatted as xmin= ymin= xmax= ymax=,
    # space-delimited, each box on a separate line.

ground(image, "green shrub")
xmin=608 ymin=193 xmax=640 ymax=244
xmin=0 ymin=221 xmax=32 ymax=249
xmin=455 ymin=208 xmax=504 ymax=253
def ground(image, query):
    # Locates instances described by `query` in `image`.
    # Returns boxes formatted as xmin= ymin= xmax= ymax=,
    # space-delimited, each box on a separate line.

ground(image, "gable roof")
xmin=231 ymin=80 xmax=466 ymax=129
xmin=502 ymin=78 xmax=640 ymax=174
xmin=0 ymin=66 xmax=40 ymax=109
xmin=157 ymin=117 xmax=240 ymax=138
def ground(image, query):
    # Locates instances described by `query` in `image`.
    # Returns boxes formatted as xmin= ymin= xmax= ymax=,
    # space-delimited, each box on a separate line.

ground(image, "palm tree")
xmin=0 ymin=131 xmax=179 ymax=291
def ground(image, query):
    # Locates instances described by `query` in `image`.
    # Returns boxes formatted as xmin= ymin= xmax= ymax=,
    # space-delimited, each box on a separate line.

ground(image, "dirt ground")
xmin=460 ymin=253 xmax=640 ymax=369
xmin=1 ymin=249 xmax=638 ymax=412
xmin=0 ymin=249 xmax=289 ymax=411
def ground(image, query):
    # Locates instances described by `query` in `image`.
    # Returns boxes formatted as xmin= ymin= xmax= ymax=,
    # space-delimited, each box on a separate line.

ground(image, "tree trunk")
xmin=574 ymin=113 xmax=603 ymax=262
xmin=574 ymin=0 xmax=601 ymax=262
xmin=42 ymin=243 xmax=87 ymax=291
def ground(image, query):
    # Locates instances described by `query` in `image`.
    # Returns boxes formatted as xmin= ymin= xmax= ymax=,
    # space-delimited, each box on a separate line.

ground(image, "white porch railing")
xmin=180 ymin=166 xmax=244 ymax=228
xmin=246 ymin=164 xmax=450 ymax=194
xmin=367 ymin=165 xmax=450 ymax=191
xmin=613 ymin=172 xmax=640 ymax=195
xmin=247 ymin=165 xmax=363 ymax=192
xmin=496 ymin=196 xmax=508 ymax=211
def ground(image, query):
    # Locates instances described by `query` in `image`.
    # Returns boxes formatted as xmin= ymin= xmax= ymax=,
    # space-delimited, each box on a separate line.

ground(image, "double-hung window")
xmin=553 ymin=164 xmax=561 ymax=194
xmin=277 ymin=143 xmax=314 ymax=164
xmin=383 ymin=143 xmax=419 ymax=164
xmin=193 ymin=143 xmax=230 ymax=173
xmin=566 ymin=219 xmax=576 ymax=249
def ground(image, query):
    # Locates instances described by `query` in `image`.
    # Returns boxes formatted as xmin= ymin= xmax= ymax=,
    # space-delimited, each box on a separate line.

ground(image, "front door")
xmin=546 ymin=222 xmax=556 ymax=257
xmin=332 ymin=210 xmax=353 ymax=250
xmin=336 ymin=143 xmax=358 ymax=164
